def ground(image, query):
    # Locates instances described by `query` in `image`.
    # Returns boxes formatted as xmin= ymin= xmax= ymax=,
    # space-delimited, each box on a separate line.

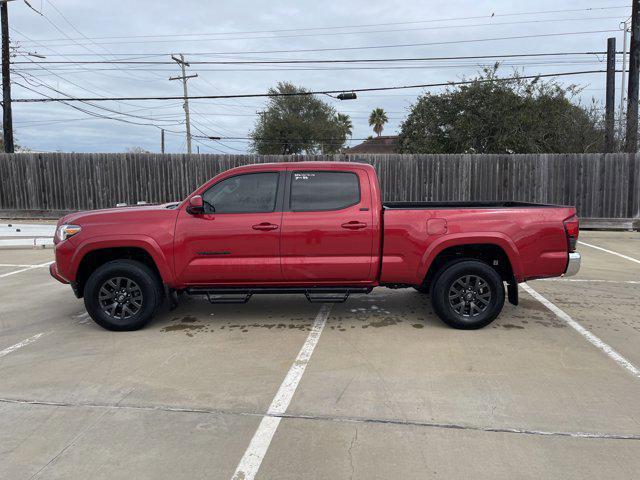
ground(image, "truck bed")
xmin=383 ymin=201 xmax=564 ymax=210
xmin=380 ymin=201 xmax=576 ymax=285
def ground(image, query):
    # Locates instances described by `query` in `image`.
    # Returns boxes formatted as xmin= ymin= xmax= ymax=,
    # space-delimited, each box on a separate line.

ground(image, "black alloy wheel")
xmin=98 ymin=277 xmax=144 ymax=320
xmin=448 ymin=274 xmax=492 ymax=317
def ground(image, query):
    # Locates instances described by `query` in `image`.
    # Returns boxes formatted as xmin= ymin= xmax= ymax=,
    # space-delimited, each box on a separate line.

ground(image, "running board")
xmin=186 ymin=286 xmax=372 ymax=304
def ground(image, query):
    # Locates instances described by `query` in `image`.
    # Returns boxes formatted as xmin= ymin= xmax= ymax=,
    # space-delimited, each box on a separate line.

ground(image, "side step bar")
xmin=185 ymin=286 xmax=373 ymax=304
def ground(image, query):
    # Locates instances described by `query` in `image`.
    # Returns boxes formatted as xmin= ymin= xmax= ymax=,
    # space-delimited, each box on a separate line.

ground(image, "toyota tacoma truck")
xmin=50 ymin=162 xmax=581 ymax=331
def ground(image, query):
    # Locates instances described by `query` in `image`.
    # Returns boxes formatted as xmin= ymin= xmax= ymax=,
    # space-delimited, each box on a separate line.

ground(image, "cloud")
xmin=9 ymin=0 xmax=627 ymax=152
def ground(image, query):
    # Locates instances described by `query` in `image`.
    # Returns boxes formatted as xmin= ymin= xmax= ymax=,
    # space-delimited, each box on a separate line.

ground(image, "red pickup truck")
xmin=50 ymin=161 xmax=580 ymax=331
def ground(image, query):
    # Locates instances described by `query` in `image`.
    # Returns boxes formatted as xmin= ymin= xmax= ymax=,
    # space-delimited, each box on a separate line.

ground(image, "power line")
xmin=14 ymin=81 xmax=184 ymax=129
xmin=13 ymin=16 xmax=625 ymax=48
xmin=12 ymin=29 xmax=622 ymax=57
xmin=13 ymin=70 xmax=611 ymax=103
xmin=190 ymin=121 xmax=245 ymax=152
xmin=13 ymin=69 xmax=183 ymax=123
xmin=13 ymin=72 xmax=187 ymax=128
xmin=167 ymin=30 xmax=622 ymax=56
xmin=11 ymin=50 xmax=613 ymax=65
xmin=12 ymin=60 xmax=616 ymax=74
xmin=10 ymin=28 xmax=170 ymax=108
xmin=194 ymin=136 xmax=372 ymax=142
xmin=31 ymin=2 xmax=178 ymax=87
xmin=16 ymin=5 xmax=630 ymax=43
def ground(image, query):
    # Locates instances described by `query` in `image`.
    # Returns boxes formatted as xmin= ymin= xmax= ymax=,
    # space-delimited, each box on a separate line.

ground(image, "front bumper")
xmin=564 ymin=252 xmax=581 ymax=277
xmin=50 ymin=262 xmax=82 ymax=297
xmin=49 ymin=262 xmax=68 ymax=284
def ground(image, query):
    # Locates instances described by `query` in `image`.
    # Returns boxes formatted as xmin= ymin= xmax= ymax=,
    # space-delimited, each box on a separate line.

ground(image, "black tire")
xmin=415 ymin=258 xmax=469 ymax=296
xmin=83 ymin=260 xmax=162 ymax=331
xmin=430 ymin=260 xmax=505 ymax=330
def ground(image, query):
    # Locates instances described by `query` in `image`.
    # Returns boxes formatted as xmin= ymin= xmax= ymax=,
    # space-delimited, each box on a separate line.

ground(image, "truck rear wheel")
xmin=83 ymin=260 xmax=161 ymax=331
xmin=430 ymin=260 xmax=505 ymax=329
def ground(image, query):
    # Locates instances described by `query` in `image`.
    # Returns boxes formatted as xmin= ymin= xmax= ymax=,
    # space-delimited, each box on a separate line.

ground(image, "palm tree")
xmin=368 ymin=108 xmax=388 ymax=137
xmin=336 ymin=113 xmax=353 ymax=138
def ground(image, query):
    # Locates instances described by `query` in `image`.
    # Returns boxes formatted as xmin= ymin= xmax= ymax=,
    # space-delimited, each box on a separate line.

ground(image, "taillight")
xmin=564 ymin=215 xmax=579 ymax=253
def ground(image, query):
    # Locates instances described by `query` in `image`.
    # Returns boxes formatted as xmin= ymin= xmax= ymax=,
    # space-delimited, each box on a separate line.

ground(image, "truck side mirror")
xmin=187 ymin=195 xmax=205 ymax=215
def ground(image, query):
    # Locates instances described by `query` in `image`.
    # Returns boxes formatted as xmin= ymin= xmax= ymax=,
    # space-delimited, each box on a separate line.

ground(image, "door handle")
xmin=341 ymin=221 xmax=367 ymax=230
xmin=252 ymin=222 xmax=279 ymax=231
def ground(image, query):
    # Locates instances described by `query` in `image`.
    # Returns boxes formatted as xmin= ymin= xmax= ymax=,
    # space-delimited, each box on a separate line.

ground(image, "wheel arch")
xmin=71 ymin=236 xmax=173 ymax=297
xmin=417 ymin=234 xmax=522 ymax=289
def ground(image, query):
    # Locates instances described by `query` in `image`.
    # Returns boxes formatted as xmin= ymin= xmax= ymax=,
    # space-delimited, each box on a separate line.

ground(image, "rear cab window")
xmin=290 ymin=171 xmax=360 ymax=212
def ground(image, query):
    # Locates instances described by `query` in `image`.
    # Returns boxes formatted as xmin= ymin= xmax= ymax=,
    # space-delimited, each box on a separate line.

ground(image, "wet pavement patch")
xmin=159 ymin=315 xmax=314 ymax=336
xmin=501 ymin=323 xmax=525 ymax=330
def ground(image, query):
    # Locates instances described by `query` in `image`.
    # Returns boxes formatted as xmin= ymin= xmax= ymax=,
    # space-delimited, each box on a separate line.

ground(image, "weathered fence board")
xmin=0 ymin=153 xmax=638 ymax=220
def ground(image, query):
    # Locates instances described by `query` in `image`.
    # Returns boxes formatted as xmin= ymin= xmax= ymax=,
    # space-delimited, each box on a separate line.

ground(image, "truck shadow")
xmin=154 ymin=289 xmax=443 ymax=336
xmin=152 ymin=287 xmax=567 ymax=337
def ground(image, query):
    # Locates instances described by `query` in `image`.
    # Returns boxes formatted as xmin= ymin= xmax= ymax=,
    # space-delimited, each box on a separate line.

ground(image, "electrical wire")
xmin=13 ymin=71 xmax=184 ymax=124
xmin=12 ymin=50 xmax=613 ymax=65
xmin=16 ymin=5 xmax=629 ymax=43
xmin=15 ymin=16 xmax=625 ymax=48
xmin=13 ymin=70 xmax=610 ymax=103
xmin=31 ymin=1 xmax=180 ymax=88
xmin=10 ymin=29 xmax=171 ymax=107
xmin=12 ymin=60 xmax=615 ymax=73
xmin=14 ymin=81 xmax=184 ymax=130
xmin=12 ymin=29 xmax=622 ymax=57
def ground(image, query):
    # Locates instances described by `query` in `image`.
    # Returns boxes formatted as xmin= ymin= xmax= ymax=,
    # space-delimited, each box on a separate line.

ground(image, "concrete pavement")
xmin=0 ymin=231 xmax=639 ymax=479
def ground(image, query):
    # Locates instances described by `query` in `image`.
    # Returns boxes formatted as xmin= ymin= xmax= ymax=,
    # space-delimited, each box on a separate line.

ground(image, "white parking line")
xmin=0 ymin=332 xmax=47 ymax=359
xmin=578 ymin=241 xmax=640 ymax=265
xmin=521 ymin=284 xmax=640 ymax=379
xmin=540 ymin=279 xmax=640 ymax=285
xmin=0 ymin=263 xmax=42 ymax=267
xmin=0 ymin=261 xmax=53 ymax=279
xmin=231 ymin=304 xmax=333 ymax=480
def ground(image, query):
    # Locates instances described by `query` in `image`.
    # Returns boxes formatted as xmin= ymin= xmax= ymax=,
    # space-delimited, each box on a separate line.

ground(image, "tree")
xmin=336 ymin=113 xmax=353 ymax=139
xmin=0 ymin=133 xmax=26 ymax=152
xmin=368 ymin=108 xmax=388 ymax=137
xmin=126 ymin=146 xmax=151 ymax=154
xmin=250 ymin=82 xmax=352 ymax=154
xmin=398 ymin=65 xmax=604 ymax=154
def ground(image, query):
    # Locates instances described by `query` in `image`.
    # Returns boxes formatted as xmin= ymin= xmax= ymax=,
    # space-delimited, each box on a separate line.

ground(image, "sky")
xmin=7 ymin=0 xmax=633 ymax=153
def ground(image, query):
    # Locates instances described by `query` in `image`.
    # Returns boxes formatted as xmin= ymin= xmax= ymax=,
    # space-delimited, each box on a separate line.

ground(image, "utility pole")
xmin=1 ymin=0 xmax=15 ymax=153
xmin=160 ymin=129 xmax=165 ymax=154
xmin=169 ymin=54 xmax=197 ymax=154
xmin=605 ymin=37 xmax=616 ymax=153
xmin=625 ymin=0 xmax=640 ymax=153
xmin=620 ymin=19 xmax=630 ymax=135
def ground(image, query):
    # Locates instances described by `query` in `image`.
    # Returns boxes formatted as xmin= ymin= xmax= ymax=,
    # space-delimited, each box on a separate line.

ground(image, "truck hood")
xmin=59 ymin=202 xmax=180 ymax=226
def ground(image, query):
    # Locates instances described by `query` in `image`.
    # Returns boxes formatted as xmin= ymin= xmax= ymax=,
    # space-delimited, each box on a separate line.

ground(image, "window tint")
xmin=202 ymin=172 xmax=278 ymax=213
xmin=290 ymin=171 xmax=360 ymax=211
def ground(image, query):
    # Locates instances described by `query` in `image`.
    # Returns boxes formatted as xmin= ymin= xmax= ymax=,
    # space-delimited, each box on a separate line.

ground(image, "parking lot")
xmin=1 ymin=230 xmax=639 ymax=479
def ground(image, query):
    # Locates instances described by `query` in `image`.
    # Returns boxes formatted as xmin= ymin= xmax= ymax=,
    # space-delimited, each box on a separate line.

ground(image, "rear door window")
xmin=290 ymin=171 xmax=360 ymax=212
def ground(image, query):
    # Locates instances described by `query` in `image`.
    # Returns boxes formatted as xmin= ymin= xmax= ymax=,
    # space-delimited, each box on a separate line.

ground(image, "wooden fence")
xmin=0 ymin=153 xmax=638 ymax=221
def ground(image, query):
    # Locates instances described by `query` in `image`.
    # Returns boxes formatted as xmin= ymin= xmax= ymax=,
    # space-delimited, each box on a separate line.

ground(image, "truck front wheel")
xmin=83 ymin=260 xmax=162 ymax=331
xmin=430 ymin=260 xmax=505 ymax=329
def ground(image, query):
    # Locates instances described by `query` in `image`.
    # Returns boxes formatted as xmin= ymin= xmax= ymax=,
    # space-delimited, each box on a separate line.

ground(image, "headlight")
xmin=56 ymin=224 xmax=81 ymax=242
